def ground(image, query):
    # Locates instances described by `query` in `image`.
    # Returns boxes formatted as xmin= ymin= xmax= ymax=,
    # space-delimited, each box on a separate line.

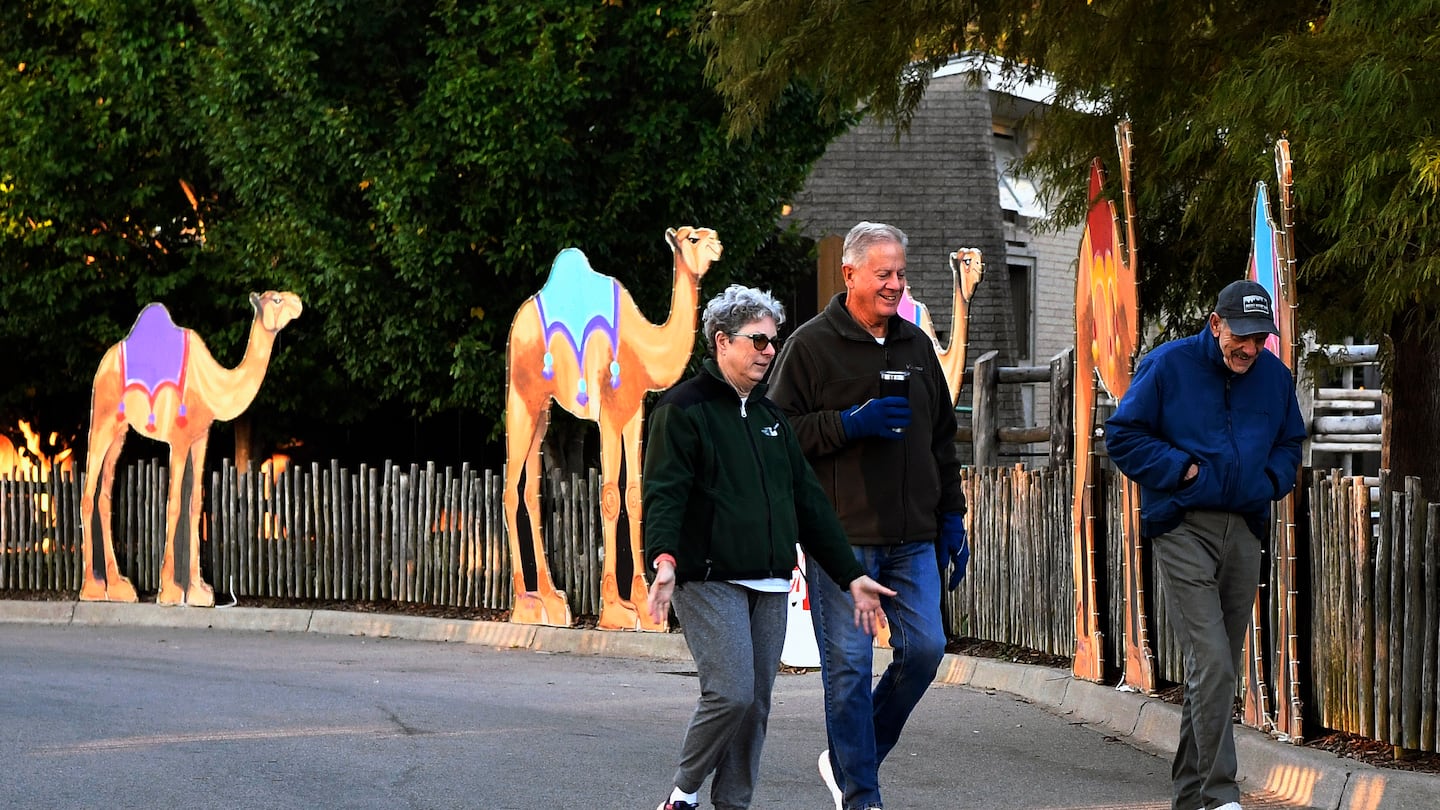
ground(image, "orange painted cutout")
xmin=503 ymin=227 xmax=722 ymax=630
xmin=1073 ymin=122 xmax=1143 ymax=684
xmin=80 ymin=291 xmax=303 ymax=606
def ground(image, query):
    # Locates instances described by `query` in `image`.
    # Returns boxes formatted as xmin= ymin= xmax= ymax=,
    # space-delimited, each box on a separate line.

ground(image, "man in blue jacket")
xmin=1106 ymin=280 xmax=1306 ymax=810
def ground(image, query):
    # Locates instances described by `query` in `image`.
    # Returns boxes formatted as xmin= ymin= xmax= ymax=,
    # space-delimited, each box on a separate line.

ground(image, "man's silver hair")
xmin=702 ymin=284 xmax=785 ymax=355
xmin=842 ymin=221 xmax=908 ymax=266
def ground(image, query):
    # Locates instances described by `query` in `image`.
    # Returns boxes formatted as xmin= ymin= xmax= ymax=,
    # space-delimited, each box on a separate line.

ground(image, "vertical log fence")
xmin=5 ymin=452 xmax=1440 ymax=754
xmin=1310 ymin=470 xmax=1440 ymax=753
xmin=948 ymin=465 xmax=1074 ymax=657
xmin=0 ymin=460 xmax=608 ymax=616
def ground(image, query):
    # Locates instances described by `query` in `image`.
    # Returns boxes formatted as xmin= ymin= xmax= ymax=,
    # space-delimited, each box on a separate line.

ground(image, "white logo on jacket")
xmin=761 ymin=423 xmax=780 ymax=437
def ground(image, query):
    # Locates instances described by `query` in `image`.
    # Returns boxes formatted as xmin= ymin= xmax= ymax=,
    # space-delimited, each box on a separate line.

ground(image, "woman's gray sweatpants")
xmin=669 ymin=580 xmax=788 ymax=810
xmin=1153 ymin=509 xmax=1264 ymax=810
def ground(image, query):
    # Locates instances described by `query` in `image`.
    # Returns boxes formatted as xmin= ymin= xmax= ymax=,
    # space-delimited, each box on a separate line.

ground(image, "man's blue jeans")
xmin=807 ymin=541 xmax=946 ymax=810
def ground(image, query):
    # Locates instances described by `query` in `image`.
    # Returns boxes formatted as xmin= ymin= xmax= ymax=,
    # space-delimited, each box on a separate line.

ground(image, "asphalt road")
xmin=0 ymin=621 xmax=1198 ymax=810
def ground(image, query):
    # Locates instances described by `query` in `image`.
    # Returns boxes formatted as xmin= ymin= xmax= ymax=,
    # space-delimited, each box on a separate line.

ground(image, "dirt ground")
xmin=7 ymin=588 xmax=1438 ymax=774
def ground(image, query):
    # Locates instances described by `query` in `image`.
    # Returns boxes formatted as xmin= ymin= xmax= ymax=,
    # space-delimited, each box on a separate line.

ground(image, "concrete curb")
xmin=6 ymin=600 xmax=1437 ymax=809
xmin=931 ymin=653 xmax=1436 ymax=810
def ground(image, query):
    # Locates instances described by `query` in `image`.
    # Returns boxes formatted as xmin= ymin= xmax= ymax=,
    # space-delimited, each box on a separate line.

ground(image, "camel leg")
xmin=505 ymin=401 xmax=571 ymax=626
xmin=157 ymin=440 xmax=191 ymax=606
xmin=597 ymin=415 xmax=640 ymax=631
xmin=182 ymin=434 xmax=215 ymax=607
xmin=623 ymin=416 xmax=665 ymax=632
xmin=1120 ymin=476 xmax=1153 ymax=690
xmin=78 ymin=418 xmax=115 ymax=602
xmin=523 ymin=407 xmax=572 ymax=625
xmin=80 ymin=418 xmax=137 ymax=602
xmin=503 ymin=401 xmax=544 ymax=623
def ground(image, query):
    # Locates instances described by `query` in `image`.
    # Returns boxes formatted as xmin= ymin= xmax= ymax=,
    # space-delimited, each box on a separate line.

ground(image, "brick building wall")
xmin=783 ymin=76 xmax=1011 ymax=352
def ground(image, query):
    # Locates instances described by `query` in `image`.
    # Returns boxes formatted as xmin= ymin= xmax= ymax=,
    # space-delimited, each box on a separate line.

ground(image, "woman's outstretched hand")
xmin=647 ymin=559 xmax=677 ymax=626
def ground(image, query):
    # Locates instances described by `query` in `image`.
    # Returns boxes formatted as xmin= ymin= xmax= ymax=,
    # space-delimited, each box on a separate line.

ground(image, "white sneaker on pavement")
xmin=1212 ymin=803 xmax=1242 ymax=810
xmin=818 ymin=749 xmax=842 ymax=810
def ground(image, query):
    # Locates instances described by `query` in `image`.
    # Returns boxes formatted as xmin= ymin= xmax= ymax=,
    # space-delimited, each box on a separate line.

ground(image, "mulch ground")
xmin=7 ymin=588 xmax=1438 ymax=774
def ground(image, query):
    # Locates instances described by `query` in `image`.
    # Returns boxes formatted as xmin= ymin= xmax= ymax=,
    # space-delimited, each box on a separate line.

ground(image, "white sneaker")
xmin=818 ymin=749 xmax=842 ymax=810
xmin=1214 ymin=804 xmax=1243 ymax=810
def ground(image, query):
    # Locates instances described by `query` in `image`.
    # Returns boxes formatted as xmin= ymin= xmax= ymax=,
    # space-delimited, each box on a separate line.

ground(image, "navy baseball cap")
xmin=1214 ymin=280 xmax=1280 ymax=337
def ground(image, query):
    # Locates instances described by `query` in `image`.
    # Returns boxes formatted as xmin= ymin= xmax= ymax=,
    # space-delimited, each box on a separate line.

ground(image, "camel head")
xmin=949 ymin=249 xmax=984 ymax=305
xmin=250 ymin=290 xmax=304 ymax=333
xmin=665 ymin=226 xmax=723 ymax=279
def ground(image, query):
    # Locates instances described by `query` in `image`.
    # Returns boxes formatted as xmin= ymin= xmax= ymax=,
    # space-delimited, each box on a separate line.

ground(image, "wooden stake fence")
xmin=947 ymin=465 xmax=1075 ymax=657
xmin=8 ymin=457 xmax=1440 ymax=755
xmin=0 ymin=460 xmax=606 ymax=616
xmin=1310 ymin=470 xmax=1440 ymax=753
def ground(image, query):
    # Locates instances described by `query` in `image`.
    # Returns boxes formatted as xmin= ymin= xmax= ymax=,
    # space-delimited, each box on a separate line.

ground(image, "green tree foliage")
xmin=0 ymin=0 xmax=843 ymax=462
xmin=700 ymin=0 xmax=1332 ymax=328
xmin=700 ymin=0 xmax=1440 ymax=492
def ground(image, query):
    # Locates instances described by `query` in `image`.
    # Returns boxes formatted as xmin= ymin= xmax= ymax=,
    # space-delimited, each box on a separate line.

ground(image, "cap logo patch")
xmin=1242 ymin=294 xmax=1270 ymax=315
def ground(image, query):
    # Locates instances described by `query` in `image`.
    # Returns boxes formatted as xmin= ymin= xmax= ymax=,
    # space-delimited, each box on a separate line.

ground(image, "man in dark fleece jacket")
xmin=1106 ymin=280 xmax=1306 ymax=810
xmin=767 ymin=222 xmax=966 ymax=810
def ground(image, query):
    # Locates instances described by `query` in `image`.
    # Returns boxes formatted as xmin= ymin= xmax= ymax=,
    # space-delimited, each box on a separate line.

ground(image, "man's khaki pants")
xmin=1153 ymin=509 xmax=1263 ymax=810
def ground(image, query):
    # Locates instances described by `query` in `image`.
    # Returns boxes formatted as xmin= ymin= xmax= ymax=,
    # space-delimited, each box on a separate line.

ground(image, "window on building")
xmin=994 ymin=125 xmax=1046 ymax=220
xmin=1007 ymin=260 xmax=1034 ymax=363
xmin=1009 ymin=258 xmax=1037 ymax=427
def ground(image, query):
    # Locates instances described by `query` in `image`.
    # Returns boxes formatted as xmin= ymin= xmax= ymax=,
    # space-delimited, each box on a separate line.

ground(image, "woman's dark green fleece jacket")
xmin=642 ymin=359 xmax=865 ymax=587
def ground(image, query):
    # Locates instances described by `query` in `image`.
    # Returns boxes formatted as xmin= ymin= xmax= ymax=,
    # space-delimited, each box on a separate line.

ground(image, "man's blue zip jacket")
xmin=641 ymin=359 xmax=865 ymax=587
xmin=1104 ymin=326 xmax=1307 ymax=541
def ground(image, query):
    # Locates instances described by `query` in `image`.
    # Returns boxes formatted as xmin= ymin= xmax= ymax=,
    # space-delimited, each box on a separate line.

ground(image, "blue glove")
xmin=936 ymin=511 xmax=969 ymax=590
xmin=840 ymin=397 xmax=911 ymax=440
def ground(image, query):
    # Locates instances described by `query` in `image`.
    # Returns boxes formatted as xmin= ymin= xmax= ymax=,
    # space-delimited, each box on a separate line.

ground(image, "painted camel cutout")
xmin=80 ymin=291 xmax=303 ymax=605
xmin=1073 ymin=121 xmax=1142 ymax=683
xmin=504 ymin=226 xmax=722 ymax=629
xmin=896 ymin=249 xmax=983 ymax=405
xmin=937 ymin=249 xmax=985 ymax=405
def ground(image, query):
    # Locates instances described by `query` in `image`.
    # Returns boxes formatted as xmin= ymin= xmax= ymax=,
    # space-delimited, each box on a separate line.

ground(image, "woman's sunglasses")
xmin=729 ymin=332 xmax=780 ymax=352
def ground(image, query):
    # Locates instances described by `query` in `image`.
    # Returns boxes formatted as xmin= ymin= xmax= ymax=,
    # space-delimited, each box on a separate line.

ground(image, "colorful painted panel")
xmin=1247 ymin=182 xmax=1285 ymax=358
xmin=1240 ymin=140 xmax=1303 ymax=741
xmin=1074 ymin=122 xmax=1145 ymax=685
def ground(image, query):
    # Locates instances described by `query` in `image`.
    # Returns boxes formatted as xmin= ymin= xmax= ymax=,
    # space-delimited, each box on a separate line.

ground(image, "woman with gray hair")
xmin=644 ymin=284 xmax=893 ymax=810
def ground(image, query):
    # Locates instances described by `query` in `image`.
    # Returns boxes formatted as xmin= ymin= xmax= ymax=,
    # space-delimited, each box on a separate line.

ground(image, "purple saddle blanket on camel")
xmin=120 ymin=304 xmax=188 ymax=400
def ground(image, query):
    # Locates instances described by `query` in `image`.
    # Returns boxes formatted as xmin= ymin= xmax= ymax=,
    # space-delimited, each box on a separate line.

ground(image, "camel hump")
xmin=534 ymin=247 xmax=620 ymax=350
xmin=126 ymin=303 xmax=182 ymax=342
xmin=538 ymin=248 xmax=612 ymax=298
xmin=531 ymin=247 xmax=622 ymax=405
xmin=119 ymin=303 xmax=189 ymax=399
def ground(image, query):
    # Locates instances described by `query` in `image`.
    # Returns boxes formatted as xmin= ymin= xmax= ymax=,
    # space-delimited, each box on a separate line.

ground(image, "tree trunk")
xmin=1384 ymin=328 xmax=1440 ymax=501
xmin=234 ymin=415 xmax=254 ymax=473
xmin=540 ymin=409 xmax=592 ymax=481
